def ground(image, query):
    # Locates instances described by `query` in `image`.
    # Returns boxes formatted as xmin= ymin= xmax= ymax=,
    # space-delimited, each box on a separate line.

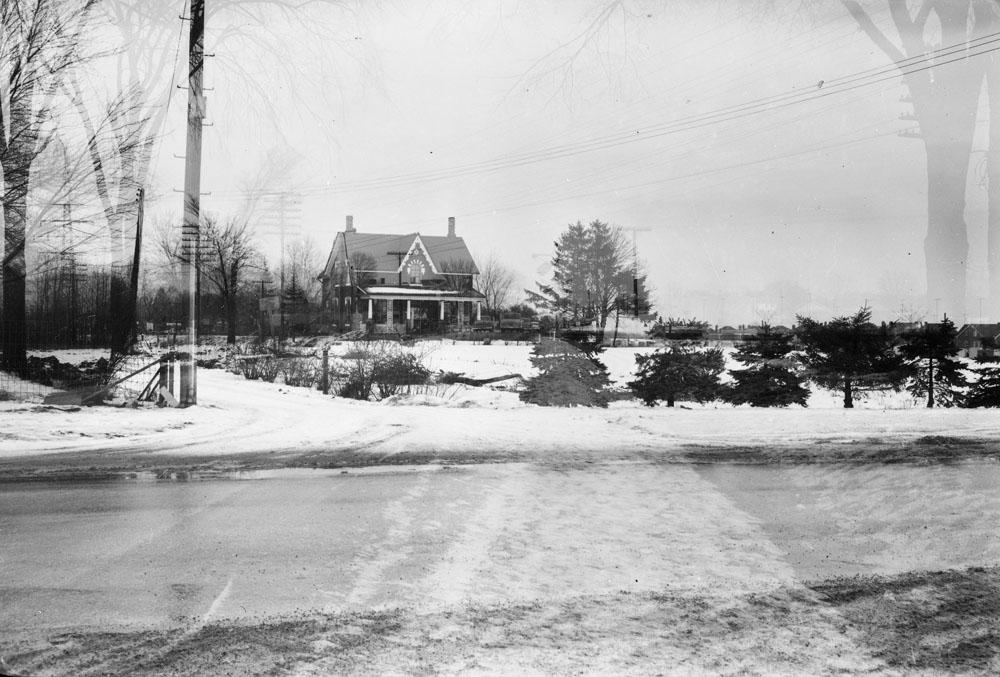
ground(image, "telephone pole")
xmin=257 ymin=191 xmax=302 ymax=340
xmin=626 ymin=227 xmax=651 ymax=317
xmin=179 ymin=0 xmax=205 ymax=406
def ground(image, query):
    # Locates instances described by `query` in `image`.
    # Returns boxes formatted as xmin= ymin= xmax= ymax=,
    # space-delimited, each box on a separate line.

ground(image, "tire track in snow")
xmin=343 ymin=468 xmax=432 ymax=607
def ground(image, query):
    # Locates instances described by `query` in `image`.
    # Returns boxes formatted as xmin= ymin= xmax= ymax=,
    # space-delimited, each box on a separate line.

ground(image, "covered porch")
xmin=360 ymin=287 xmax=485 ymax=335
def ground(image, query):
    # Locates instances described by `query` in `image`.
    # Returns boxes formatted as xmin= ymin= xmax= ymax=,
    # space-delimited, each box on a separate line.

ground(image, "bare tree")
xmin=439 ymin=258 xmax=477 ymax=292
xmin=160 ymin=215 xmax=260 ymax=345
xmin=1 ymin=0 xmax=97 ymax=375
xmin=284 ymin=235 xmax=322 ymax=303
xmin=477 ymin=252 xmax=516 ymax=321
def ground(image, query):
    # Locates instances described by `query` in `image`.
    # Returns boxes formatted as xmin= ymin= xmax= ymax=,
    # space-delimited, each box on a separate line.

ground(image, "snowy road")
xmin=4 ymin=460 xmax=999 ymax=640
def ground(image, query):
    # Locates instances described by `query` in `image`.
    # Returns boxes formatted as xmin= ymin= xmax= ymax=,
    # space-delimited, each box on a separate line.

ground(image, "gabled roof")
xmin=344 ymin=232 xmax=419 ymax=272
xmin=957 ymin=323 xmax=1000 ymax=340
xmin=420 ymin=235 xmax=479 ymax=274
xmin=331 ymin=231 xmax=479 ymax=275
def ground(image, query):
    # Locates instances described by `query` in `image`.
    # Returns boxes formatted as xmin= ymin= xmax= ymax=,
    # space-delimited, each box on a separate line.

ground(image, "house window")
xmin=380 ymin=277 xmax=385 ymax=284
xmin=407 ymin=260 xmax=426 ymax=285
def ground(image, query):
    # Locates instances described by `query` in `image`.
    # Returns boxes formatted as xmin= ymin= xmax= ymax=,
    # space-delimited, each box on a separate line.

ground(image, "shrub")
xmin=282 ymin=358 xmax=318 ymax=388
xmin=629 ymin=344 xmax=725 ymax=407
xmin=520 ymin=338 xmax=611 ymax=407
xmin=335 ymin=342 xmax=430 ymax=401
xmin=372 ymin=353 xmax=430 ymax=399
xmin=966 ymin=359 xmax=1000 ymax=407
xmin=724 ymin=326 xmax=809 ymax=407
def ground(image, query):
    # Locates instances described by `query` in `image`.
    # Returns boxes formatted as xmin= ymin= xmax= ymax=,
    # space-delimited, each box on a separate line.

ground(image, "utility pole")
xmin=257 ymin=191 xmax=302 ymax=341
xmin=179 ymin=0 xmax=205 ymax=406
xmin=626 ymin=227 xmax=651 ymax=318
xmin=127 ymin=188 xmax=145 ymax=350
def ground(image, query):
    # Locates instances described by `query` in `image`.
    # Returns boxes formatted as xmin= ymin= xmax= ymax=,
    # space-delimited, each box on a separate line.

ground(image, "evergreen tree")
xmin=629 ymin=344 xmax=725 ymax=407
xmin=726 ymin=325 xmax=809 ymax=407
xmin=965 ymin=354 xmax=1000 ymax=407
xmin=898 ymin=317 xmax=967 ymax=407
xmin=520 ymin=338 xmax=612 ymax=407
xmin=796 ymin=306 xmax=906 ymax=408
xmin=526 ymin=219 xmax=631 ymax=341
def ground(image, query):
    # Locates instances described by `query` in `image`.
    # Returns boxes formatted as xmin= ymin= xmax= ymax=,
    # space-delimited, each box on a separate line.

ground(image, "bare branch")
xmin=842 ymin=0 xmax=906 ymax=62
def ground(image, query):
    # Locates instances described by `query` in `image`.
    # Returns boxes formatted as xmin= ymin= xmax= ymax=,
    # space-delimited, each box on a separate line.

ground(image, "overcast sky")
xmin=142 ymin=0 xmax=990 ymax=326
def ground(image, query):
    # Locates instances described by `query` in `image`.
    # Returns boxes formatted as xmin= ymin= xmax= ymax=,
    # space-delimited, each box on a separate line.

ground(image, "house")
xmin=956 ymin=323 xmax=1000 ymax=358
xmin=318 ymin=216 xmax=485 ymax=335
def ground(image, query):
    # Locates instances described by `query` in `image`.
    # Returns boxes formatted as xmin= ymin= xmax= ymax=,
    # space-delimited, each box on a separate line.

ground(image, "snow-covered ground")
xmin=2 ymin=341 xmax=998 ymax=460
xmin=4 ymin=341 xmax=1000 ymax=676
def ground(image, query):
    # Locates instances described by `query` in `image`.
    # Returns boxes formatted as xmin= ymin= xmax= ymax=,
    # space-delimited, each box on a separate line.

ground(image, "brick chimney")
xmin=447 ymin=216 xmax=456 ymax=238
xmin=346 ymin=215 xmax=355 ymax=233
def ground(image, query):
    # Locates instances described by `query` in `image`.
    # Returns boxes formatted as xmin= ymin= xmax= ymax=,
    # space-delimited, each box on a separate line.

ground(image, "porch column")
xmin=367 ymin=298 xmax=373 ymax=320
xmin=476 ymin=301 xmax=482 ymax=322
xmin=439 ymin=300 xmax=445 ymax=320
xmin=406 ymin=299 xmax=412 ymax=328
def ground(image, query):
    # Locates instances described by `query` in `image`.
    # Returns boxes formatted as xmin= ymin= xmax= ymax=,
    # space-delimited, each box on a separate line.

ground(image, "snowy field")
xmin=1 ymin=340 xmax=997 ymax=462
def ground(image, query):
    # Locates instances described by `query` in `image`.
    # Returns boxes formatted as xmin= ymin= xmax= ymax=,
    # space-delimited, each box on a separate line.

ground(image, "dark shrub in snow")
xmin=629 ymin=344 xmax=725 ymax=407
xmin=725 ymin=325 xmax=808 ymax=407
xmin=520 ymin=338 xmax=611 ymax=407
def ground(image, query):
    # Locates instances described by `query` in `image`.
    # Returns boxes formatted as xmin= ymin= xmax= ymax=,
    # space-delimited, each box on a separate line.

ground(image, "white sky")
xmin=137 ymin=0 xmax=992 ymax=326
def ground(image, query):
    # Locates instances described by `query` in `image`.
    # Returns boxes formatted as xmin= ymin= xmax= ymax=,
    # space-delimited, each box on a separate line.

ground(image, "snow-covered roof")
xmin=362 ymin=286 xmax=484 ymax=299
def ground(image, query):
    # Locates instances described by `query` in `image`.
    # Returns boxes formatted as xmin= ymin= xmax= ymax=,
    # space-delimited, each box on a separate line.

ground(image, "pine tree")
xmin=898 ymin=317 xmax=967 ymax=407
xmin=796 ymin=306 xmax=906 ymax=408
xmin=965 ymin=355 xmax=1000 ymax=407
xmin=726 ymin=325 xmax=809 ymax=407
xmin=629 ymin=344 xmax=725 ymax=407
xmin=526 ymin=219 xmax=631 ymax=340
xmin=520 ymin=338 xmax=612 ymax=407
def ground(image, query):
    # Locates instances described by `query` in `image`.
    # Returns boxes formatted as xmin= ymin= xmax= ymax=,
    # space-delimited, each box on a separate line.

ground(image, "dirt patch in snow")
xmin=4 ymin=586 xmax=883 ymax=676
xmin=810 ymin=566 xmax=1000 ymax=674
xmin=10 ymin=568 xmax=996 ymax=675
xmin=679 ymin=436 xmax=1000 ymax=465
xmin=5 ymin=434 xmax=1000 ymax=483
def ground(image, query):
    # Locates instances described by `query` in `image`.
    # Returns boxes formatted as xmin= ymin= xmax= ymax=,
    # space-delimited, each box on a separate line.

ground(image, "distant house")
xmin=318 ymin=216 xmax=485 ymax=335
xmin=956 ymin=323 xmax=1000 ymax=358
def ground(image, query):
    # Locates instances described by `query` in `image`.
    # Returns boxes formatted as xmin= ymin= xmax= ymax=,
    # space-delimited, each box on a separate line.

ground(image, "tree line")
xmin=630 ymin=307 xmax=998 ymax=409
xmin=520 ymin=305 xmax=1000 ymax=409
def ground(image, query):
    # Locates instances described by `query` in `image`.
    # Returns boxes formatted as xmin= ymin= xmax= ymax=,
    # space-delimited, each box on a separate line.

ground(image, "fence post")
xmin=321 ymin=346 xmax=330 ymax=394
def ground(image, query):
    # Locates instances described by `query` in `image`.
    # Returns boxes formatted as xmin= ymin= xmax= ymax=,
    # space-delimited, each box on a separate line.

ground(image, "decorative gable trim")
xmin=400 ymin=235 xmax=439 ymax=275
xmin=320 ymin=232 xmax=344 ymax=281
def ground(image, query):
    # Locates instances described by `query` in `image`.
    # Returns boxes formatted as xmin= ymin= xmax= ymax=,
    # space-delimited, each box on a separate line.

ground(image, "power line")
xmin=411 ymin=125 xmax=904 ymax=227
xmin=211 ymin=30 xmax=1000 ymax=200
